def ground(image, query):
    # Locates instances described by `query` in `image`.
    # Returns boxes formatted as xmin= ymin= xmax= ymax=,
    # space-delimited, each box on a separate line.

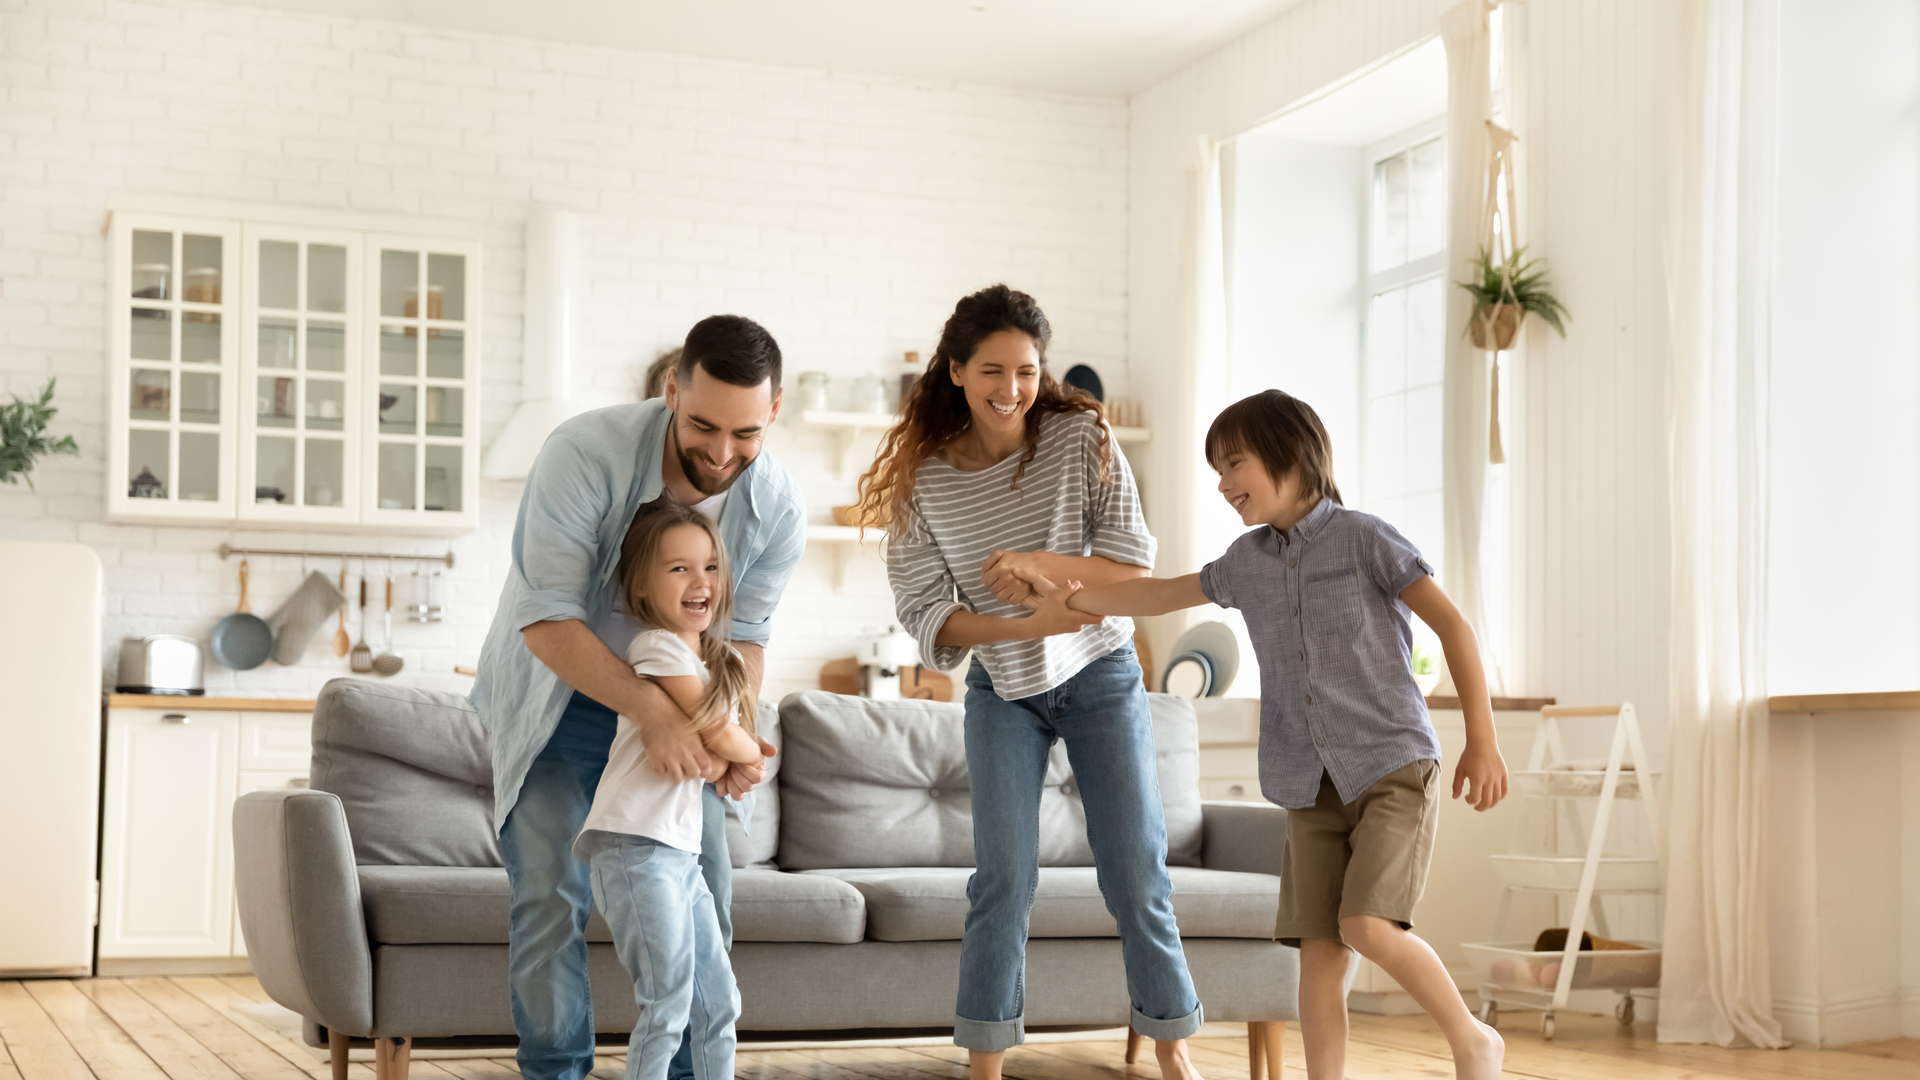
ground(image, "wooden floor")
xmin=1 ymin=977 xmax=1916 ymax=1080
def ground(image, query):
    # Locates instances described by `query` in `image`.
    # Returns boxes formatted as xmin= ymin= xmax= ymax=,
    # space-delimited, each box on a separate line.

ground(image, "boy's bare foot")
xmin=1452 ymin=1017 xmax=1504 ymax=1080
xmin=1153 ymin=1039 xmax=1204 ymax=1080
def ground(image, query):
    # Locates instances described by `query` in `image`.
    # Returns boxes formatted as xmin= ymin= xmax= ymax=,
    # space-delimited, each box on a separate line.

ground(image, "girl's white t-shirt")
xmin=574 ymin=629 xmax=736 ymax=856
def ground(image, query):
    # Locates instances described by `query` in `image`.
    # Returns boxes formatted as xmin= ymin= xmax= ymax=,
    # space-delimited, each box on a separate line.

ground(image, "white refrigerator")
xmin=0 ymin=540 xmax=103 ymax=976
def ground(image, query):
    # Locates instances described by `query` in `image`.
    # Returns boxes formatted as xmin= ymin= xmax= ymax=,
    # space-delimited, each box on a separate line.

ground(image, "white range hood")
xmin=483 ymin=205 xmax=599 ymax=481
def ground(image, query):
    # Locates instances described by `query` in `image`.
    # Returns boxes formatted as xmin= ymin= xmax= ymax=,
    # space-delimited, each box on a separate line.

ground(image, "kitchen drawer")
xmin=1200 ymin=778 xmax=1265 ymax=802
xmin=239 ymin=713 xmax=312 ymax=771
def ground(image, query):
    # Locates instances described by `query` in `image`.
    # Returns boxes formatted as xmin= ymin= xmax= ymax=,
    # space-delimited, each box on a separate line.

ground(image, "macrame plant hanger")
xmin=1477 ymin=119 xmax=1519 ymax=464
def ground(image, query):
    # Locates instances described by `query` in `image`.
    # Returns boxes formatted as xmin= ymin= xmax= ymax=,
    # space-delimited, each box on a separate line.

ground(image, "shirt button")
xmin=1292 ymin=607 xmax=1299 ymax=616
xmin=1061 ymin=782 xmax=1074 ymax=796
xmin=475 ymin=785 xmax=490 ymax=797
xmin=1298 ymin=650 xmax=1305 ymax=661
xmin=1314 ymin=736 xmax=1326 ymax=748
xmin=1305 ymin=694 xmax=1314 ymax=705
xmin=928 ymin=788 xmax=940 ymax=799
xmin=1289 ymin=559 xmax=1298 ymax=568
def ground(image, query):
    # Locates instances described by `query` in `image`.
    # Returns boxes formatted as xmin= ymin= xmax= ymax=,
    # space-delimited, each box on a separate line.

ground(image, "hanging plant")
xmin=1457 ymin=246 xmax=1569 ymax=350
xmin=0 ymin=378 xmax=81 ymax=490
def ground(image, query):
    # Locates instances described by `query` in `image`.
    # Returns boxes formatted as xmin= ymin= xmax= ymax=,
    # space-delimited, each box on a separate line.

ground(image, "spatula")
xmin=349 ymin=576 xmax=374 ymax=673
xmin=372 ymin=574 xmax=405 ymax=676
xmin=333 ymin=568 xmax=351 ymax=657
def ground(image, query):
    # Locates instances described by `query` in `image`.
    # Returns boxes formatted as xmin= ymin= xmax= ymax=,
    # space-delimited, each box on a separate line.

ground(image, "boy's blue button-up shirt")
xmin=1198 ymin=498 xmax=1441 ymax=809
xmin=471 ymin=399 xmax=806 ymax=832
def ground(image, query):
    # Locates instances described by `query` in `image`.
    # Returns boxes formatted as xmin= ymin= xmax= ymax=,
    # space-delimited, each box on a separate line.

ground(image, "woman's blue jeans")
xmin=588 ymin=834 xmax=739 ymax=1080
xmin=955 ymin=647 xmax=1204 ymax=1052
xmin=499 ymin=692 xmax=734 ymax=1080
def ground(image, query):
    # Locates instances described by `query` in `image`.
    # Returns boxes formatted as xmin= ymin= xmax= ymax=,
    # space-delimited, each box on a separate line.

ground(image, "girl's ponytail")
xmin=697 ymin=635 xmax=757 ymax=737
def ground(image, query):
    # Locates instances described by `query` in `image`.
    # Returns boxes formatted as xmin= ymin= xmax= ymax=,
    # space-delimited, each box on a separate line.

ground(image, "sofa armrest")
xmin=1199 ymin=799 xmax=1287 ymax=875
xmin=233 ymin=789 xmax=373 ymax=1036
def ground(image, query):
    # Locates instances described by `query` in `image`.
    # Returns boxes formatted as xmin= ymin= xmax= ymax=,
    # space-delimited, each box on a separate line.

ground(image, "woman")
xmin=855 ymin=284 xmax=1205 ymax=1080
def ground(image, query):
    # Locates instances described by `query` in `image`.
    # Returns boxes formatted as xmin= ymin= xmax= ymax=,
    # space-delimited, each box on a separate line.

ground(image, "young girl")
xmin=575 ymin=502 xmax=765 ymax=1080
xmin=1018 ymin=389 xmax=1509 ymax=1080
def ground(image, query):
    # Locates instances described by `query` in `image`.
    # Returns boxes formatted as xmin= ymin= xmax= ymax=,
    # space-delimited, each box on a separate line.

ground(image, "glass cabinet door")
xmin=239 ymin=226 xmax=361 ymax=523
xmin=362 ymin=234 xmax=479 ymax=530
xmin=108 ymin=215 xmax=239 ymax=520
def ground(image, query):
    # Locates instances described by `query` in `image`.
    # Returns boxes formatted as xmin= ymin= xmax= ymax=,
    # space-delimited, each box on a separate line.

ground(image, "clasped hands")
xmin=980 ymin=549 xmax=1102 ymax=637
xmin=637 ymin=712 xmax=775 ymax=797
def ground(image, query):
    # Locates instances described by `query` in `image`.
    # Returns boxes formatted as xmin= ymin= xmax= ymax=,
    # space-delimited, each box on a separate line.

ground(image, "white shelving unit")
xmin=798 ymin=409 xmax=1150 ymax=480
xmin=1464 ymin=703 xmax=1665 ymax=1039
xmin=805 ymin=524 xmax=882 ymax=590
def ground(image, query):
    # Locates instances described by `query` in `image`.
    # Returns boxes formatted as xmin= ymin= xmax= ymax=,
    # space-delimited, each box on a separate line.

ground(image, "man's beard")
xmin=672 ymin=419 xmax=747 ymax=498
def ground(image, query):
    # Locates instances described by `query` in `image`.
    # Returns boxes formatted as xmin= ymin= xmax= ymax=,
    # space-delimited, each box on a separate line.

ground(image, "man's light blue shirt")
xmin=471 ymin=399 xmax=806 ymax=831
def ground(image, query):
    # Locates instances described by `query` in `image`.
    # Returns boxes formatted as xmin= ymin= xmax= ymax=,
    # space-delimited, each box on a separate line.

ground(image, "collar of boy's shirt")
xmin=1269 ymin=496 xmax=1336 ymax=547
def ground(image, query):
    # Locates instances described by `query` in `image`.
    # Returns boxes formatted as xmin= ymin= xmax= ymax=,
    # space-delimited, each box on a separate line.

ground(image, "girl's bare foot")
xmin=1153 ymin=1039 xmax=1205 ymax=1080
xmin=1452 ymin=1018 xmax=1504 ymax=1080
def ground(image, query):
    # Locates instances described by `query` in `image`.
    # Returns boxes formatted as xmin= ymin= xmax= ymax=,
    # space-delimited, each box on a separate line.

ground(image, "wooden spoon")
xmin=332 ymin=568 xmax=350 ymax=657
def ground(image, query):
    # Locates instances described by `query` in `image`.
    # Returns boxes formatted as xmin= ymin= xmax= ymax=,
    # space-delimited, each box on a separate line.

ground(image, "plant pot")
xmin=1470 ymin=303 xmax=1524 ymax=350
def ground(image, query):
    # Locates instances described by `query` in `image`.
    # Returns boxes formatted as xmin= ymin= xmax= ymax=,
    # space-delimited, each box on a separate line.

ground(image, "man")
xmin=472 ymin=315 xmax=805 ymax=1080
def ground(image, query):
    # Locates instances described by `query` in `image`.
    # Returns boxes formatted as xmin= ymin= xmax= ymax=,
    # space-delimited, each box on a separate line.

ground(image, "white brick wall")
xmin=0 ymin=0 xmax=1130 ymax=701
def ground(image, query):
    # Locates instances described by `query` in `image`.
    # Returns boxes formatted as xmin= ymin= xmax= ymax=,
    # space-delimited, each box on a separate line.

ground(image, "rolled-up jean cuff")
xmin=1129 ymin=1001 xmax=1204 ymax=1042
xmin=953 ymin=1014 xmax=1024 ymax=1052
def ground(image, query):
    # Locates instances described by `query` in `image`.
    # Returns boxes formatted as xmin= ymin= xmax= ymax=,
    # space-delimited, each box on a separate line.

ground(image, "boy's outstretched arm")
xmin=1017 ymin=569 xmax=1210 ymax=618
xmin=1399 ymin=576 xmax=1509 ymax=811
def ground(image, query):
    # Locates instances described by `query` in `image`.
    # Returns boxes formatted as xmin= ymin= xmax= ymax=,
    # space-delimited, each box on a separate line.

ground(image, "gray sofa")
xmin=234 ymin=680 xmax=1302 ymax=1080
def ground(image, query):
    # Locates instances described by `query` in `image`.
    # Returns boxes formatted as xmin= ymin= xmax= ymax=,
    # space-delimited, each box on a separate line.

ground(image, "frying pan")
xmin=209 ymin=558 xmax=274 ymax=670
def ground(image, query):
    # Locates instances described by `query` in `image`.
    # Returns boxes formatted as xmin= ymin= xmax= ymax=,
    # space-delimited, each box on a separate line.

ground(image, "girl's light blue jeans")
xmin=587 ymin=833 xmax=740 ymax=1080
xmin=955 ymin=647 xmax=1204 ymax=1052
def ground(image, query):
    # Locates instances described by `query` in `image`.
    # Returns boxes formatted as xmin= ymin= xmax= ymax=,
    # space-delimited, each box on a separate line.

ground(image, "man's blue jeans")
xmin=955 ymin=647 xmax=1204 ymax=1052
xmin=587 ymin=834 xmax=739 ymax=1080
xmin=500 ymin=691 xmax=734 ymax=1080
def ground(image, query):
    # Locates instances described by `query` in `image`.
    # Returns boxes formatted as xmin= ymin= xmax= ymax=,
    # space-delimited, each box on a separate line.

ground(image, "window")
xmin=1360 ymin=129 xmax=1446 ymax=581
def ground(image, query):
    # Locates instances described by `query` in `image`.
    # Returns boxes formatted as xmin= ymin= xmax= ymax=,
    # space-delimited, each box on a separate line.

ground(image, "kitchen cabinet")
xmin=107 ymin=209 xmax=480 ymax=534
xmin=100 ymin=701 xmax=312 ymax=970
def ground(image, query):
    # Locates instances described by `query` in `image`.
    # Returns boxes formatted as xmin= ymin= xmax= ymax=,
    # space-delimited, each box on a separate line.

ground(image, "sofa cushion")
xmin=358 ymin=865 xmax=866 ymax=945
xmin=773 ymin=690 xmax=1202 ymax=871
xmin=809 ymin=866 xmax=1279 ymax=941
xmin=311 ymin=680 xmax=501 ymax=868
xmin=724 ymin=702 xmax=782 ymax=869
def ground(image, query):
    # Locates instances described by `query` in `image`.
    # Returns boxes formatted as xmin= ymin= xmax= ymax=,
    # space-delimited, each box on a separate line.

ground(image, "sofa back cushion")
xmin=310 ymin=679 xmax=502 ymax=867
xmin=773 ymin=690 xmax=1201 ymax=871
xmin=724 ymin=701 xmax=783 ymax=869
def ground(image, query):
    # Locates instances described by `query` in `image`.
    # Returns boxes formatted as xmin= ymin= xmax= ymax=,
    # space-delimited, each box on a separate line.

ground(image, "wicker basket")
xmin=1470 ymin=303 xmax=1524 ymax=350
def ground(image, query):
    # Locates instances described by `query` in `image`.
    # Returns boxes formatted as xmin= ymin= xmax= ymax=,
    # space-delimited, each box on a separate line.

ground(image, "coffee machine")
xmin=856 ymin=625 xmax=920 ymax=700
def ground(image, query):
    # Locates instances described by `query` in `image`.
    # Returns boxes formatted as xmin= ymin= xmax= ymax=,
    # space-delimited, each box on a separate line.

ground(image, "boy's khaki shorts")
xmin=1274 ymin=759 xmax=1440 ymax=947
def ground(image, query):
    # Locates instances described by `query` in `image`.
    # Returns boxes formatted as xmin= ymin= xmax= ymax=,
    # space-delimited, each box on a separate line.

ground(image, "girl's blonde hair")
xmin=617 ymin=503 xmax=756 ymax=736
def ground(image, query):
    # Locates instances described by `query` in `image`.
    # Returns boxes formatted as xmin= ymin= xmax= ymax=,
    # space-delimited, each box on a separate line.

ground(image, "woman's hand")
xmin=982 ymin=549 xmax=1048 ymax=606
xmin=1023 ymin=579 xmax=1102 ymax=638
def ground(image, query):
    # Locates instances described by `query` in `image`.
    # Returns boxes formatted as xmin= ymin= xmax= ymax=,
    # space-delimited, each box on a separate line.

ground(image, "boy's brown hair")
xmin=1204 ymin=389 xmax=1344 ymax=505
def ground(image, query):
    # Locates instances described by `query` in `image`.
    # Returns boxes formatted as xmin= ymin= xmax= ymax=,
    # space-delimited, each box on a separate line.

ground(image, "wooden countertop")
xmin=1426 ymin=696 xmax=1556 ymax=712
xmin=1768 ymin=690 xmax=1920 ymax=714
xmin=107 ymin=694 xmax=317 ymax=712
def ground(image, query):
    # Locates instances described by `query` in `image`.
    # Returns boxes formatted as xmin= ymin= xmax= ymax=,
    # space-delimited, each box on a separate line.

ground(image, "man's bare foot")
xmin=1451 ymin=1018 xmax=1504 ymax=1080
xmin=1153 ymin=1039 xmax=1204 ymax=1080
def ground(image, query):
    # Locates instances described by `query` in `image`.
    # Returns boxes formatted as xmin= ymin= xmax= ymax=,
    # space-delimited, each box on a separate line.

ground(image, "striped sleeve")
xmin=1086 ymin=422 xmax=1156 ymax=569
xmin=888 ymin=498 xmax=970 ymax=671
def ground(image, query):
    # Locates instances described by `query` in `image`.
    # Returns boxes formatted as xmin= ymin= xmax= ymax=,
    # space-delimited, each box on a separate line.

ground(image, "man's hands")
xmin=1452 ymin=741 xmax=1509 ymax=811
xmin=715 ymin=739 xmax=777 ymax=799
xmin=636 ymin=706 xmax=715 ymax=782
xmin=982 ymin=549 xmax=1048 ymax=606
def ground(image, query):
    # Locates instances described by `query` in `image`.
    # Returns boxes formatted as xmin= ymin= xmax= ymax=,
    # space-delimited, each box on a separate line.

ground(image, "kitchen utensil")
xmin=333 ymin=569 xmax=350 ymax=656
xmin=372 ymin=574 xmax=404 ymax=676
xmin=114 ymin=635 xmax=205 ymax=695
xmin=266 ymin=570 xmax=347 ymax=665
xmin=349 ymin=577 xmax=374 ymax=674
xmin=209 ymin=559 xmax=274 ymax=671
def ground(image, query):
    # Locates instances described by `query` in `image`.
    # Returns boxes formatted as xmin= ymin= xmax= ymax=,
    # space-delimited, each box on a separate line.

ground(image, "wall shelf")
xmin=805 ymin=523 xmax=883 ymax=591
xmin=799 ymin=409 xmax=1150 ymax=479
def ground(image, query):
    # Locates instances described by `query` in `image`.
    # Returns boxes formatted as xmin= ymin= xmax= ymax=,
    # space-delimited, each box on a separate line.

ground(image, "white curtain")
xmin=1439 ymin=0 xmax=1505 ymax=693
xmin=1659 ymin=0 xmax=1787 ymax=1050
xmin=1169 ymin=136 xmax=1234 ymax=592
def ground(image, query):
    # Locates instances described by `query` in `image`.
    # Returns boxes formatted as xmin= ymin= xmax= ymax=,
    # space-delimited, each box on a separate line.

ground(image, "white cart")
xmin=1462 ymin=703 xmax=1665 ymax=1039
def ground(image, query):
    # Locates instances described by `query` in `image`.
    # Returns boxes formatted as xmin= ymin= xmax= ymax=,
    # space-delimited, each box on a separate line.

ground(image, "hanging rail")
xmin=217 ymin=543 xmax=455 ymax=569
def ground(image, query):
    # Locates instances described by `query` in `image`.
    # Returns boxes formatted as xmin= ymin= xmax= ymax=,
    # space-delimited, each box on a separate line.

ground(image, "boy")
xmin=1017 ymin=389 xmax=1508 ymax=1080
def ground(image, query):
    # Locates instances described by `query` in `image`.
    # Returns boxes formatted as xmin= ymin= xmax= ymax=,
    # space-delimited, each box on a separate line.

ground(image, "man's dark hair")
xmin=1204 ymin=389 xmax=1344 ymax=505
xmin=675 ymin=315 xmax=782 ymax=393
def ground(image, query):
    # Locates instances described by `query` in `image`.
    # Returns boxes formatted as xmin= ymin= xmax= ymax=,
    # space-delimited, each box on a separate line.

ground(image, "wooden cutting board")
xmin=819 ymin=657 xmax=952 ymax=702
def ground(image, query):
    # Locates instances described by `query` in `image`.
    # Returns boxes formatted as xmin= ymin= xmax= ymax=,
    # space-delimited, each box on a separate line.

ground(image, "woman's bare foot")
xmin=968 ymin=1049 xmax=1005 ymax=1080
xmin=1451 ymin=1018 xmax=1504 ymax=1080
xmin=1153 ymin=1039 xmax=1205 ymax=1080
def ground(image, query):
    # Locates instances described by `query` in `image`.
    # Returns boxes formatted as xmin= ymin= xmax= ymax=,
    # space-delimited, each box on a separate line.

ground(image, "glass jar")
xmin=795 ymin=371 xmax=830 ymax=413
xmin=852 ymin=374 xmax=888 ymax=414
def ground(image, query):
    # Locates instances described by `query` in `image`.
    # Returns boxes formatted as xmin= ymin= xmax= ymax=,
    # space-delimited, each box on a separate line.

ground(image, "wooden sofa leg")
xmin=374 ymin=1037 xmax=410 ymax=1080
xmin=1125 ymin=1027 xmax=1143 ymax=1063
xmin=328 ymin=1031 xmax=348 ymax=1080
xmin=1246 ymin=1021 xmax=1284 ymax=1080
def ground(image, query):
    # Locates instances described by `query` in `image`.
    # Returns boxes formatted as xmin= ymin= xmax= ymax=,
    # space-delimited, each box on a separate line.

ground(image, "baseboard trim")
xmin=97 ymin=956 xmax=256 ymax=977
xmin=1771 ymin=990 xmax=1903 ymax=1046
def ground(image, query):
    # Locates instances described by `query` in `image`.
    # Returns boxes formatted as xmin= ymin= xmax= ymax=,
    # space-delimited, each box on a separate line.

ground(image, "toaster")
xmin=116 ymin=635 xmax=206 ymax=695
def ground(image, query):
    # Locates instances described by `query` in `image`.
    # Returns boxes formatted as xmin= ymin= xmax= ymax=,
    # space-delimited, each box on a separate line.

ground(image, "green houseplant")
xmin=1457 ymin=246 xmax=1569 ymax=350
xmin=0 ymin=378 xmax=80 ymax=490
